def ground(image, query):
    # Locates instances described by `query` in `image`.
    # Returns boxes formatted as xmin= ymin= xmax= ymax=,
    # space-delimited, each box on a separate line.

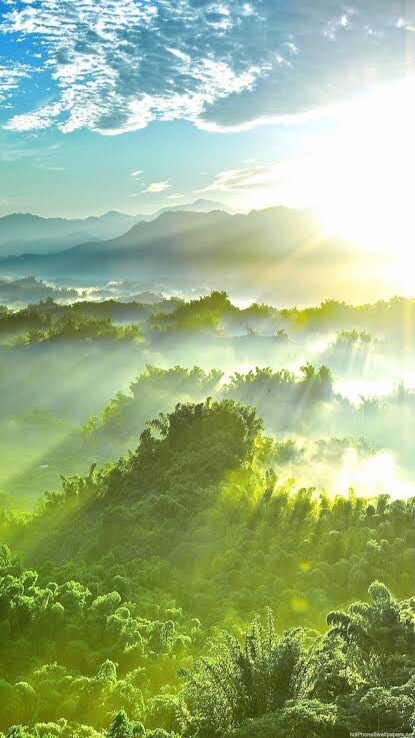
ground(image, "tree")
xmin=180 ymin=609 xmax=306 ymax=736
xmin=107 ymin=709 xmax=144 ymax=738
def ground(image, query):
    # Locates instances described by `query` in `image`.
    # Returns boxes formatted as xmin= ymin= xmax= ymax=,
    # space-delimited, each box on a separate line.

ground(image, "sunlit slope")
xmin=3 ymin=293 xmax=415 ymax=505
xmin=5 ymin=400 xmax=415 ymax=630
xmin=5 ymin=360 xmax=415 ymax=506
xmin=1 ymin=207 xmax=313 ymax=272
xmin=0 ymin=206 xmax=393 ymax=303
xmin=1 ymin=385 xmax=415 ymax=736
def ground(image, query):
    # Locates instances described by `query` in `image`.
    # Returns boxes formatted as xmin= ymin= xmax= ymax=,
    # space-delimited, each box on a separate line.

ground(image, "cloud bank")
xmin=0 ymin=0 xmax=414 ymax=135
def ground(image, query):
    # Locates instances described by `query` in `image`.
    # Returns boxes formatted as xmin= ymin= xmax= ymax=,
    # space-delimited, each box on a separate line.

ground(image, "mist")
xmin=2 ymin=290 xmax=415 ymax=510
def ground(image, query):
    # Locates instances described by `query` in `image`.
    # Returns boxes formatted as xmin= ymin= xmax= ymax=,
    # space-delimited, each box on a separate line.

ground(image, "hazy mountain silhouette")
xmin=0 ymin=212 xmax=143 ymax=255
xmin=154 ymin=198 xmax=236 ymax=217
xmin=0 ymin=206 xmax=332 ymax=276
xmin=0 ymin=204 xmax=389 ymax=308
xmin=0 ymin=199 xmax=231 ymax=257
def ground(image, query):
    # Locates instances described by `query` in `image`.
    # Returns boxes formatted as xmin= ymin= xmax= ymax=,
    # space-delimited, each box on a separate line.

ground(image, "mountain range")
xmin=0 ymin=206 xmax=320 ymax=277
xmin=0 ymin=203 xmax=386 ymax=304
xmin=0 ymin=199 xmax=231 ymax=256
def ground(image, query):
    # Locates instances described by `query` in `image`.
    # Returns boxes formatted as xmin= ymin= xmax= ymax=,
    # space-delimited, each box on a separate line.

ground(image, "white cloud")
xmin=40 ymin=165 xmax=66 ymax=172
xmin=166 ymin=48 xmax=191 ymax=63
xmin=130 ymin=170 xmax=143 ymax=178
xmin=396 ymin=17 xmax=415 ymax=31
xmin=144 ymin=181 xmax=170 ymax=193
xmin=167 ymin=193 xmax=185 ymax=200
xmin=198 ymin=78 xmax=415 ymax=218
xmin=198 ymin=164 xmax=280 ymax=193
xmin=196 ymin=159 xmax=316 ymax=209
xmin=194 ymin=106 xmax=327 ymax=133
xmin=0 ymin=63 xmax=30 ymax=104
xmin=5 ymin=102 xmax=62 ymax=131
xmin=0 ymin=0 xmax=265 ymax=134
xmin=241 ymin=4 xmax=255 ymax=18
xmin=1 ymin=1 xmax=414 ymax=134
xmin=323 ymin=11 xmax=353 ymax=40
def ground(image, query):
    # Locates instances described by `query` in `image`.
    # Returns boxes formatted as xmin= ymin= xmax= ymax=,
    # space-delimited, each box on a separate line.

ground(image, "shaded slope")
xmin=0 ymin=206 xmax=332 ymax=278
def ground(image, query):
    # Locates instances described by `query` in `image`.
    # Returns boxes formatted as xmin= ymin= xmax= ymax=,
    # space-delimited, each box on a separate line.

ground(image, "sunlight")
xmin=334 ymin=378 xmax=394 ymax=405
xmin=3 ymin=1 xmax=415 ymax=733
xmin=335 ymin=448 xmax=415 ymax=499
xmin=313 ymin=77 xmax=415 ymax=271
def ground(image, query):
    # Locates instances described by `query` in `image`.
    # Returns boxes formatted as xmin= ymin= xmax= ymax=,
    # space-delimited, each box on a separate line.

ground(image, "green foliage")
xmin=181 ymin=609 xmax=305 ymax=736
xmin=181 ymin=585 xmax=415 ymax=737
xmin=86 ymin=366 xmax=224 ymax=441
xmin=0 ymin=306 xmax=52 ymax=336
xmin=336 ymin=329 xmax=373 ymax=344
xmin=0 ymin=398 xmax=414 ymax=736
xmin=106 ymin=708 xmax=143 ymax=737
xmin=224 ymin=702 xmax=336 ymax=738
xmin=1 ymin=292 xmax=415 ymax=737
xmin=4 ymin=291 xmax=415 ymax=344
xmin=21 ymin=312 xmax=142 ymax=344
xmin=150 ymin=292 xmax=235 ymax=332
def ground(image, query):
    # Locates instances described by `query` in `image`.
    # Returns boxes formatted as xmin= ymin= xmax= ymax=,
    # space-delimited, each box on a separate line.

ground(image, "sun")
xmin=312 ymin=77 xmax=415 ymax=266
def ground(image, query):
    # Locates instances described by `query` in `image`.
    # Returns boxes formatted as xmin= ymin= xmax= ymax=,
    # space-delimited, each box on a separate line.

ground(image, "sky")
xmin=0 ymin=0 xmax=414 ymax=218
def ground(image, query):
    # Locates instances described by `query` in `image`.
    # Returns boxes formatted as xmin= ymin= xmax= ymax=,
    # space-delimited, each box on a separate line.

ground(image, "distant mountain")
xmin=0 ymin=206 xmax=324 ymax=277
xmin=0 ymin=211 xmax=145 ymax=256
xmin=0 ymin=200 xmax=233 ymax=257
xmin=0 ymin=205 xmax=382 ymax=304
xmin=154 ymin=198 xmax=236 ymax=217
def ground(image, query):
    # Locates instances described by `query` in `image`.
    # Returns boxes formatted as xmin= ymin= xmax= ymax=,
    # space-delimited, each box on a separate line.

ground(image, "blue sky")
xmin=0 ymin=0 xmax=414 ymax=217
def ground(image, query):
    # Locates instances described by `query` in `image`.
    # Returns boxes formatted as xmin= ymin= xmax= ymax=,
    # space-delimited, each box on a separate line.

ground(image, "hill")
xmin=154 ymin=198 xmax=236 ymax=216
xmin=1 ymin=205 xmax=385 ymax=303
xmin=1 ymin=399 xmax=414 ymax=736
xmin=0 ymin=206 xmax=332 ymax=277
xmin=0 ymin=200 xmax=232 ymax=257
xmin=0 ymin=211 xmax=144 ymax=256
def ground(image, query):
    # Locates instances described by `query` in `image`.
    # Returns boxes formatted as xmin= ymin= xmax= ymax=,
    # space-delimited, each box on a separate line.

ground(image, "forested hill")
xmin=6 ymin=291 xmax=415 ymax=508
xmin=1 ymin=400 xmax=414 ymax=737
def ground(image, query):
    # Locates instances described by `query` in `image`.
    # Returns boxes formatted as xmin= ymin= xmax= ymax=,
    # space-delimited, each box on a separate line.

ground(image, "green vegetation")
xmin=1 ymin=292 xmax=415 ymax=736
xmin=0 ymin=399 xmax=414 ymax=736
xmin=5 ymin=291 xmax=415 ymax=341
xmin=18 ymin=313 xmax=141 ymax=345
xmin=336 ymin=329 xmax=373 ymax=344
xmin=183 ymin=587 xmax=415 ymax=738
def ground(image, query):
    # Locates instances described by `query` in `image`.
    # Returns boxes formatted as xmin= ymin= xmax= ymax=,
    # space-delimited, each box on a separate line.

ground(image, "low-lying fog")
xmin=1 ymin=280 xmax=415 ymax=508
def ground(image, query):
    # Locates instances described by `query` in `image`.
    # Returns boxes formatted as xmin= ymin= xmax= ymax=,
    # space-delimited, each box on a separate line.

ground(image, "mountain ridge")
xmin=0 ymin=199 xmax=231 ymax=256
xmin=0 ymin=205 xmax=324 ymax=275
